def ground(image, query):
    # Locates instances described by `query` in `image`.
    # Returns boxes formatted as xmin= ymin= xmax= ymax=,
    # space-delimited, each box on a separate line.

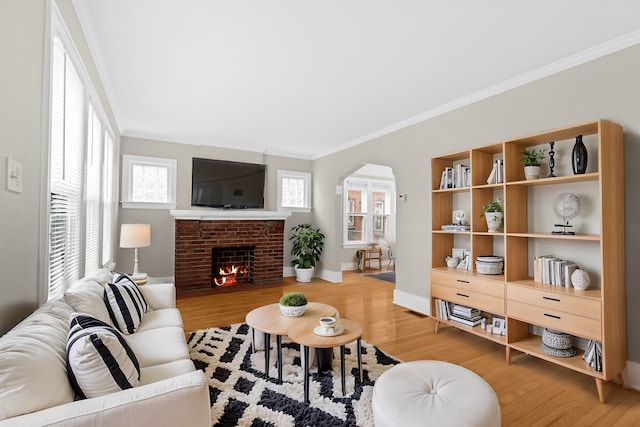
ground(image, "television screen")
xmin=191 ymin=158 xmax=265 ymax=209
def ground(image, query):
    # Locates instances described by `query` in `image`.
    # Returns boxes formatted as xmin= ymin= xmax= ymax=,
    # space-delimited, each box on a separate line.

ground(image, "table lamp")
xmin=120 ymin=223 xmax=151 ymax=280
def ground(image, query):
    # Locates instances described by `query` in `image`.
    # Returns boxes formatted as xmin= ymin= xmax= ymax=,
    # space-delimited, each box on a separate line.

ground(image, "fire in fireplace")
xmin=214 ymin=265 xmax=249 ymax=286
xmin=211 ymin=246 xmax=254 ymax=287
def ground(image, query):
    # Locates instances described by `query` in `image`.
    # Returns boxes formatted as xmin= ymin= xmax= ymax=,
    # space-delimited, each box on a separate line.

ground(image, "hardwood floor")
xmin=176 ymin=271 xmax=640 ymax=426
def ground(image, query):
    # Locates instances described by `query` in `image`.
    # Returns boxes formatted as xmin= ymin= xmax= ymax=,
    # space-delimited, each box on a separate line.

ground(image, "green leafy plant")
xmin=279 ymin=292 xmax=308 ymax=307
xmin=290 ymin=224 xmax=325 ymax=269
xmin=520 ymin=149 xmax=546 ymax=167
xmin=481 ymin=200 xmax=503 ymax=217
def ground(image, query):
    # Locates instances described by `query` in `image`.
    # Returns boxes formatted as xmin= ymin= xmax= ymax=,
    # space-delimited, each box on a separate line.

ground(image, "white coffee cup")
xmin=319 ymin=316 xmax=337 ymax=334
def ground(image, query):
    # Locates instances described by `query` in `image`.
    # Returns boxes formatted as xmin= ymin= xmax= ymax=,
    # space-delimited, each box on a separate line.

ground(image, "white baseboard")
xmin=393 ymin=289 xmax=430 ymax=316
xmin=623 ymin=361 xmax=640 ymax=391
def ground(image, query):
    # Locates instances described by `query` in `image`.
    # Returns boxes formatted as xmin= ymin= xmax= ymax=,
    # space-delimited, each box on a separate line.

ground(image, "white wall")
xmin=0 ymin=0 xmax=120 ymax=334
xmin=314 ymin=44 xmax=640 ymax=361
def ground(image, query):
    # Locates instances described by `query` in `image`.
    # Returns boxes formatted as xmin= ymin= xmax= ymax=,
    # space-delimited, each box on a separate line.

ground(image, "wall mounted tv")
xmin=191 ymin=157 xmax=266 ymax=209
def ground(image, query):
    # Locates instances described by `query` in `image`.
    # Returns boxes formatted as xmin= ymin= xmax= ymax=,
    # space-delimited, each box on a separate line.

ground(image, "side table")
xmin=288 ymin=318 xmax=363 ymax=403
xmin=245 ymin=302 xmax=337 ymax=383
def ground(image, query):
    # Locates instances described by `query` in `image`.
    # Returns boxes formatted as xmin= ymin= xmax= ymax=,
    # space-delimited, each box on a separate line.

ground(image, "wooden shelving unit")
xmin=430 ymin=119 xmax=626 ymax=402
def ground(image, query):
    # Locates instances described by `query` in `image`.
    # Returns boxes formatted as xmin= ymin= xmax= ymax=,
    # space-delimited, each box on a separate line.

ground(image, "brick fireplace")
xmin=171 ymin=210 xmax=291 ymax=292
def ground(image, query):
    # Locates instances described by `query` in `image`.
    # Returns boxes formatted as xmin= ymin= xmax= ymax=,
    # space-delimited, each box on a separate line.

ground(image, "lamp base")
xmin=130 ymin=272 xmax=147 ymax=281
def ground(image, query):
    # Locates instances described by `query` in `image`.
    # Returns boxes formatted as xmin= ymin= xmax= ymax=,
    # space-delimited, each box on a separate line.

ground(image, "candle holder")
xmin=547 ymin=141 xmax=556 ymax=177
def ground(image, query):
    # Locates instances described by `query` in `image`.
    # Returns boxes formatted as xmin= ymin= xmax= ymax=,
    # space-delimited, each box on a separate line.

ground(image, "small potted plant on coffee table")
xmin=520 ymin=149 xmax=546 ymax=180
xmin=279 ymin=292 xmax=308 ymax=317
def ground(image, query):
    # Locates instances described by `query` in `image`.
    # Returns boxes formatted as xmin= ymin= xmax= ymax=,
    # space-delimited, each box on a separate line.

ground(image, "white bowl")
xmin=279 ymin=303 xmax=307 ymax=317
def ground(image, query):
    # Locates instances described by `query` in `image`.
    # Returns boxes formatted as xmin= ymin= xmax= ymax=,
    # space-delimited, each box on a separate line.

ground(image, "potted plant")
xmin=481 ymin=199 xmax=504 ymax=233
xmin=279 ymin=292 xmax=308 ymax=317
xmin=290 ymin=224 xmax=325 ymax=282
xmin=520 ymin=149 xmax=545 ymax=180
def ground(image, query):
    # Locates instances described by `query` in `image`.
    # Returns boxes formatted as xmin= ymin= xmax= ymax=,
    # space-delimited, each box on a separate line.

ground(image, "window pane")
xmin=348 ymin=189 xmax=365 ymax=213
xmin=347 ymin=214 xmax=365 ymax=242
xmin=131 ymin=164 xmax=169 ymax=203
xmin=282 ymin=177 xmax=305 ymax=207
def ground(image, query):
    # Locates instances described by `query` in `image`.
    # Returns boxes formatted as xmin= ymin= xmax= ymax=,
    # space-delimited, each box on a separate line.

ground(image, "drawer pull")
xmin=456 ymin=293 xmax=470 ymax=298
xmin=543 ymin=296 xmax=561 ymax=302
xmin=544 ymin=313 xmax=561 ymax=320
xmin=456 ymin=279 xmax=470 ymax=284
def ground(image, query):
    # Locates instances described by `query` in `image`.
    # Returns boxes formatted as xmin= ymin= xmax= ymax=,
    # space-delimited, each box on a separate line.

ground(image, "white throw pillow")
xmin=104 ymin=274 xmax=148 ymax=334
xmin=0 ymin=300 xmax=76 ymax=420
xmin=64 ymin=280 xmax=113 ymax=325
xmin=66 ymin=313 xmax=140 ymax=399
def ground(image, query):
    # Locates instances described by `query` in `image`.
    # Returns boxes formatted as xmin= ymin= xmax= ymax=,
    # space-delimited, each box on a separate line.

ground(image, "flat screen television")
xmin=191 ymin=157 xmax=266 ymax=209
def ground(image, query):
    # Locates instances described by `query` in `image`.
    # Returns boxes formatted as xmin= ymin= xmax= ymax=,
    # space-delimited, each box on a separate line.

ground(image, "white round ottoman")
xmin=372 ymin=360 xmax=501 ymax=426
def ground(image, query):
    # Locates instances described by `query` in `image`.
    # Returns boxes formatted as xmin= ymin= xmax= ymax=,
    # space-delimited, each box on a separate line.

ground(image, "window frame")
xmin=121 ymin=154 xmax=177 ymax=210
xmin=342 ymin=176 xmax=395 ymax=247
xmin=41 ymin=3 xmax=117 ymax=301
xmin=277 ymin=169 xmax=312 ymax=213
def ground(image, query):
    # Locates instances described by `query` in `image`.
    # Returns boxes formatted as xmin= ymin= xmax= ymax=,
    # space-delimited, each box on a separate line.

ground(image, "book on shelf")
xmin=449 ymin=314 xmax=483 ymax=327
xmin=434 ymin=299 xmax=452 ymax=320
xmin=486 ymin=163 xmax=497 ymax=184
xmin=441 ymin=224 xmax=471 ymax=231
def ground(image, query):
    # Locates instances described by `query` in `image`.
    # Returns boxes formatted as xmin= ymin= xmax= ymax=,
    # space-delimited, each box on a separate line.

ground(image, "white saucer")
xmin=313 ymin=325 xmax=344 ymax=337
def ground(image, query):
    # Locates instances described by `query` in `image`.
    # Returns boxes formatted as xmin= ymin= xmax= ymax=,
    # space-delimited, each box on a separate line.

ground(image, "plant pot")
xmin=524 ymin=165 xmax=541 ymax=180
xmin=484 ymin=212 xmax=503 ymax=233
xmin=279 ymin=303 xmax=307 ymax=317
xmin=294 ymin=266 xmax=314 ymax=283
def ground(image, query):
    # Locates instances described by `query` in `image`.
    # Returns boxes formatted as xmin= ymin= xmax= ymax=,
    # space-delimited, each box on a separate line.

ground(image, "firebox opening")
xmin=211 ymin=246 xmax=255 ymax=287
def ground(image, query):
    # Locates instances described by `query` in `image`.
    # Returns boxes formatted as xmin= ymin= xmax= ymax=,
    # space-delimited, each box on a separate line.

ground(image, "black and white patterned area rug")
xmin=187 ymin=323 xmax=401 ymax=427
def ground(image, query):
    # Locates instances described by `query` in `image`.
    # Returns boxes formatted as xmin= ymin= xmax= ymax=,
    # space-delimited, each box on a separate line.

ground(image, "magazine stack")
xmin=449 ymin=304 xmax=483 ymax=327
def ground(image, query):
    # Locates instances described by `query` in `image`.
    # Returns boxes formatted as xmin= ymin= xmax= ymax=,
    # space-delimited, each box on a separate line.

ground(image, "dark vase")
xmin=572 ymin=134 xmax=588 ymax=174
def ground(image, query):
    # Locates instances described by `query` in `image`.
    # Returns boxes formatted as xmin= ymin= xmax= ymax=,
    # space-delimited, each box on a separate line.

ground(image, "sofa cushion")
xmin=126 ymin=327 xmax=190 ymax=368
xmin=0 ymin=299 xmax=76 ymax=421
xmin=66 ymin=313 xmax=140 ymax=399
xmin=64 ymin=280 xmax=113 ymax=325
xmin=139 ymin=359 xmax=195 ymax=386
xmin=104 ymin=275 xmax=148 ymax=334
xmin=137 ymin=308 xmax=184 ymax=332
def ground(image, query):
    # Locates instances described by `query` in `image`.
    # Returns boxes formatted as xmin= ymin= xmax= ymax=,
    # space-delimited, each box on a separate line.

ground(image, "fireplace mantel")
xmin=170 ymin=209 xmax=291 ymax=221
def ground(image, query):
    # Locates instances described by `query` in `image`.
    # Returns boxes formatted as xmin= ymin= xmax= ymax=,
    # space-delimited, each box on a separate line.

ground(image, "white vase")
xmin=485 ymin=212 xmax=503 ymax=233
xmin=294 ymin=266 xmax=314 ymax=283
xmin=524 ymin=165 xmax=541 ymax=180
xmin=571 ymin=269 xmax=591 ymax=290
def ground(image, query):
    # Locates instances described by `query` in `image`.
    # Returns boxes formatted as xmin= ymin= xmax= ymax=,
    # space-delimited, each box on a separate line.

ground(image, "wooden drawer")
xmin=431 ymin=270 xmax=504 ymax=298
xmin=507 ymin=284 xmax=601 ymax=321
xmin=432 ymin=283 xmax=505 ymax=315
xmin=507 ymin=300 xmax=601 ymax=340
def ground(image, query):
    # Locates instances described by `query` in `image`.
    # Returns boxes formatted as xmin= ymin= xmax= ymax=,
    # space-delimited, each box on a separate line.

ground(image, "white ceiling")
xmin=73 ymin=0 xmax=640 ymax=159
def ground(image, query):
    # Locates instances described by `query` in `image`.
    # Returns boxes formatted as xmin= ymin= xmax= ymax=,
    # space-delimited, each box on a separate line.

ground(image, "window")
xmin=46 ymin=20 xmax=116 ymax=300
xmin=121 ymin=155 xmax=177 ymax=209
xmin=343 ymin=173 xmax=395 ymax=246
xmin=277 ymin=170 xmax=311 ymax=212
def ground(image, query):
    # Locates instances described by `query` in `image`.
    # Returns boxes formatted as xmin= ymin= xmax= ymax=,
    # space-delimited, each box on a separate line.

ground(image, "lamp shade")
xmin=120 ymin=224 xmax=151 ymax=248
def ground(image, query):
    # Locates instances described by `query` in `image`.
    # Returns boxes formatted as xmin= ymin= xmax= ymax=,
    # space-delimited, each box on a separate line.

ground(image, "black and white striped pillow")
xmin=104 ymin=274 xmax=148 ymax=334
xmin=66 ymin=313 xmax=140 ymax=399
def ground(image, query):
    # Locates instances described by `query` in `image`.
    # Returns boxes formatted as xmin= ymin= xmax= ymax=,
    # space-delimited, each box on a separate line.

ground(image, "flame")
xmin=214 ymin=265 xmax=248 ymax=287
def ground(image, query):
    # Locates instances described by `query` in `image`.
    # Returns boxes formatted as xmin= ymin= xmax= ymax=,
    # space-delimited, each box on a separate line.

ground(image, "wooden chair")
xmin=363 ymin=247 xmax=383 ymax=270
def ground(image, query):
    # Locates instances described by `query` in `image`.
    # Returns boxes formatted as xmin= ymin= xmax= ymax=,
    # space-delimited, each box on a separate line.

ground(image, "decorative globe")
xmin=571 ymin=269 xmax=591 ymax=290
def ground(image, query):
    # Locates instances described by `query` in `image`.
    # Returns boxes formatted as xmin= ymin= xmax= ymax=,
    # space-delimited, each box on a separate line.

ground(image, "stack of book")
xmin=449 ymin=304 xmax=483 ymax=326
xmin=441 ymin=224 xmax=471 ymax=232
xmin=439 ymin=164 xmax=471 ymax=189
xmin=434 ymin=299 xmax=453 ymax=320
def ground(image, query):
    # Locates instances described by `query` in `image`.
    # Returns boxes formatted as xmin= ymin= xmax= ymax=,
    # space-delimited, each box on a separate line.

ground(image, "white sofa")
xmin=0 ymin=269 xmax=211 ymax=426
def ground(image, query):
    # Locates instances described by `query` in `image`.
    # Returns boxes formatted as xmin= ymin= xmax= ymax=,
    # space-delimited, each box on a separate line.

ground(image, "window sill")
xmin=279 ymin=207 xmax=312 ymax=214
xmin=121 ymin=201 xmax=177 ymax=210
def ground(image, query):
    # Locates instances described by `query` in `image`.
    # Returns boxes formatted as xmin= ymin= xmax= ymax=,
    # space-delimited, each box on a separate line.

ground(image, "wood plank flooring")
xmin=176 ymin=271 xmax=640 ymax=426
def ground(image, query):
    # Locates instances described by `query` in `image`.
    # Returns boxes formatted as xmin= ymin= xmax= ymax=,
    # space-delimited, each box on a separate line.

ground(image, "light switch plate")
xmin=6 ymin=157 xmax=23 ymax=193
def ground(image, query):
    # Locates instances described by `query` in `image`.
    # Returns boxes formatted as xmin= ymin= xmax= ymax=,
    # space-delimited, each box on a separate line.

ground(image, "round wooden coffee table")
xmin=245 ymin=302 xmax=337 ymax=383
xmin=288 ymin=318 xmax=363 ymax=403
